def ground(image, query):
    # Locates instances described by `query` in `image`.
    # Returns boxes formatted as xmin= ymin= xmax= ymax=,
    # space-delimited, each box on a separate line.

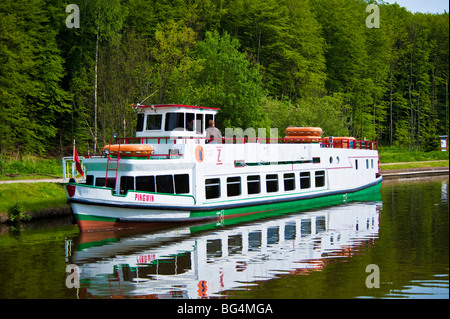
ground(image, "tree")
xmin=0 ymin=0 xmax=71 ymax=155
xmin=190 ymin=31 xmax=269 ymax=130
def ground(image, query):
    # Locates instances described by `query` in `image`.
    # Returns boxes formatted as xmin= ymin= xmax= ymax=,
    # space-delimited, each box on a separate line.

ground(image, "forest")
xmin=0 ymin=0 xmax=448 ymax=157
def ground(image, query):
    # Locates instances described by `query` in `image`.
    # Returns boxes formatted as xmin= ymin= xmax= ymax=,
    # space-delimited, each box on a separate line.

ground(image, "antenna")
xmin=138 ymin=90 xmax=158 ymax=106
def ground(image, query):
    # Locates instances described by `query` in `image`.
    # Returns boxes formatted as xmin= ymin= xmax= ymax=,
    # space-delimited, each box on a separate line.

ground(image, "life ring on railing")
xmin=103 ymin=144 xmax=154 ymax=156
xmin=285 ymin=127 xmax=323 ymax=137
xmin=284 ymin=135 xmax=322 ymax=143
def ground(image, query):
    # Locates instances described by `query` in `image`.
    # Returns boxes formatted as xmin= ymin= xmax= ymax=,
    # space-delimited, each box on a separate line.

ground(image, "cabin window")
xmin=284 ymin=173 xmax=295 ymax=191
xmin=86 ymin=175 xmax=94 ymax=185
xmin=315 ymin=170 xmax=325 ymax=187
xmin=227 ymin=177 xmax=241 ymax=197
xmin=165 ymin=112 xmax=185 ymax=131
xmin=136 ymin=176 xmax=156 ymax=192
xmin=355 ymin=159 xmax=359 ymax=170
xmin=146 ymin=114 xmax=162 ymax=130
xmin=266 ymin=174 xmax=279 ymax=193
xmin=120 ymin=176 xmax=135 ymax=194
xmin=95 ymin=178 xmax=115 ymax=189
xmin=156 ymin=175 xmax=174 ymax=194
xmin=205 ymin=178 xmax=221 ymax=199
xmin=366 ymin=159 xmax=369 ymax=169
xmin=174 ymin=174 xmax=190 ymax=194
xmin=371 ymin=159 xmax=374 ymax=169
xmin=300 ymin=172 xmax=311 ymax=189
xmin=136 ymin=114 xmax=145 ymax=132
xmin=247 ymin=175 xmax=261 ymax=195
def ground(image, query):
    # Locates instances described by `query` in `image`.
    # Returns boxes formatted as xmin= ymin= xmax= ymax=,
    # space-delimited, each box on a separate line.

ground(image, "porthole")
xmin=329 ymin=156 xmax=333 ymax=164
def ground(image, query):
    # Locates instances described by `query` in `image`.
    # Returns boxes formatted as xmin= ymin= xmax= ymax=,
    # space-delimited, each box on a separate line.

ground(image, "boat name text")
xmin=134 ymin=193 xmax=155 ymax=202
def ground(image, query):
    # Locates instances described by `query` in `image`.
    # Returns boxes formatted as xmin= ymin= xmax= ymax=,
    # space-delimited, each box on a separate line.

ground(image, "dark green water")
xmin=0 ymin=177 xmax=448 ymax=299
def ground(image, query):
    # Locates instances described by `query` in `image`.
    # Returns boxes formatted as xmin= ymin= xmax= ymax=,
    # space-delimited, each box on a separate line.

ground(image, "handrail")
xmin=62 ymin=156 xmax=86 ymax=183
xmin=113 ymin=136 xmax=378 ymax=150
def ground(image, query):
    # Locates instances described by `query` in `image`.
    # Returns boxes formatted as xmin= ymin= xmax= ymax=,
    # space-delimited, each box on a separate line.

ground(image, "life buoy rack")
xmin=284 ymin=135 xmax=322 ymax=143
xmin=285 ymin=127 xmax=323 ymax=137
xmin=103 ymin=144 xmax=154 ymax=157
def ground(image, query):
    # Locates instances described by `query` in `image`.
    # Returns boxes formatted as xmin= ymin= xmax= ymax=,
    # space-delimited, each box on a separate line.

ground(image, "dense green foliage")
xmin=0 ymin=0 xmax=448 ymax=156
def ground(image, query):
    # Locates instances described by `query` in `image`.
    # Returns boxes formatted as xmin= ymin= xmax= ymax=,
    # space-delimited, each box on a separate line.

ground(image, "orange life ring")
xmin=284 ymin=135 xmax=322 ymax=143
xmin=285 ymin=127 xmax=323 ymax=137
xmin=103 ymin=144 xmax=154 ymax=156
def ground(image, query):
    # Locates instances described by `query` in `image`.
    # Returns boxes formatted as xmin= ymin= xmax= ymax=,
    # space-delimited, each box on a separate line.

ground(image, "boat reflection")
xmin=69 ymin=200 xmax=382 ymax=299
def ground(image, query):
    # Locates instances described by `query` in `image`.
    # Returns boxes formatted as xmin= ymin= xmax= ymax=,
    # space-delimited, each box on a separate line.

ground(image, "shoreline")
xmin=380 ymin=166 xmax=449 ymax=180
xmin=0 ymin=164 xmax=448 ymax=225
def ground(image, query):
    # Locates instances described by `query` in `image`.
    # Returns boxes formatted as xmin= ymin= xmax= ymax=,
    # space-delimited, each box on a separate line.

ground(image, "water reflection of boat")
xmin=69 ymin=196 xmax=382 ymax=299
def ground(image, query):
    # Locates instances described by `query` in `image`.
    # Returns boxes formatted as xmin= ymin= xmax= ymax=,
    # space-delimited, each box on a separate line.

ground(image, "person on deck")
xmin=205 ymin=120 xmax=222 ymax=144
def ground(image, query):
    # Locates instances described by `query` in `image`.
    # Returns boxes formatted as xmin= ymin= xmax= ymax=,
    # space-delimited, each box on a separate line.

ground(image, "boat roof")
xmin=136 ymin=104 xmax=220 ymax=111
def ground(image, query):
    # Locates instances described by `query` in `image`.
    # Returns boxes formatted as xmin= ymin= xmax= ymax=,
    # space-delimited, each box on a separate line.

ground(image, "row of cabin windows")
xmin=86 ymin=174 xmax=190 ymax=195
xmin=137 ymin=112 xmax=215 ymax=134
xmin=205 ymin=171 xmax=326 ymax=200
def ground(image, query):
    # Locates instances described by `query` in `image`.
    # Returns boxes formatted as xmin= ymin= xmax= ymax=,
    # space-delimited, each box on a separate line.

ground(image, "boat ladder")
xmin=105 ymin=141 xmax=120 ymax=193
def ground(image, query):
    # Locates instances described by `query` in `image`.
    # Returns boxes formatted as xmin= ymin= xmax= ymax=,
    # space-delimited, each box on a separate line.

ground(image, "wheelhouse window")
xmin=205 ymin=114 xmax=214 ymax=128
xmin=227 ymin=177 xmax=241 ymax=197
xmin=196 ymin=114 xmax=204 ymax=134
xmin=300 ymin=172 xmax=311 ymax=189
xmin=146 ymin=114 xmax=162 ymax=130
xmin=247 ymin=175 xmax=261 ymax=195
xmin=205 ymin=178 xmax=221 ymax=199
xmin=136 ymin=114 xmax=145 ymax=132
xmin=165 ymin=112 xmax=185 ymax=131
xmin=186 ymin=113 xmax=195 ymax=131
xmin=315 ymin=170 xmax=326 ymax=187
xmin=266 ymin=174 xmax=278 ymax=193
xmin=284 ymin=173 xmax=295 ymax=191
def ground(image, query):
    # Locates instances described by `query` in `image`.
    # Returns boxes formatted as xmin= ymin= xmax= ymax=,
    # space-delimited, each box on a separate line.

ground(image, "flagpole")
xmin=72 ymin=139 xmax=76 ymax=179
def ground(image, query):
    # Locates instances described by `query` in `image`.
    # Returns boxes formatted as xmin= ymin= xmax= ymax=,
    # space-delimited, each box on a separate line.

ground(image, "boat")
xmin=62 ymin=104 xmax=382 ymax=232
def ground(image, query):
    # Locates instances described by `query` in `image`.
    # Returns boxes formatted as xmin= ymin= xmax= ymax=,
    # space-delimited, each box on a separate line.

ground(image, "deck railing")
xmin=114 ymin=137 xmax=378 ymax=150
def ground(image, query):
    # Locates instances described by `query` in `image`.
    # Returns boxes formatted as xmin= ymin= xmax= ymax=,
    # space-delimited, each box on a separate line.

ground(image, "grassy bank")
xmin=0 ymin=155 xmax=62 ymax=181
xmin=0 ymin=182 xmax=67 ymax=219
xmin=378 ymin=146 xmax=449 ymax=164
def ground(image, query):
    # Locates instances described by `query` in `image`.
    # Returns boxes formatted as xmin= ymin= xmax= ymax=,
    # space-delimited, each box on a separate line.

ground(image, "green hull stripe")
xmin=74 ymin=214 xmax=117 ymax=223
xmin=190 ymin=182 xmax=382 ymax=231
xmin=73 ymin=182 xmax=381 ymax=226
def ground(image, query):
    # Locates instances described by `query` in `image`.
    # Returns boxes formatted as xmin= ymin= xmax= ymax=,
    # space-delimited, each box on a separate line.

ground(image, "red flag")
xmin=74 ymin=145 xmax=84 ymax=177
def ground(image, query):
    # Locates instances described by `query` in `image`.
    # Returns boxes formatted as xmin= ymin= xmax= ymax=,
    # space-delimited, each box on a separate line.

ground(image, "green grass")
xmin=0 ymin=155 xmax=62 ymax=180
xmin=0 ymin=182 xmax=67 ymax=215
xmin=378 ymin=146 xmax=449 ymax=164
xmin=380 ymin=160 xmax=449 ymax=170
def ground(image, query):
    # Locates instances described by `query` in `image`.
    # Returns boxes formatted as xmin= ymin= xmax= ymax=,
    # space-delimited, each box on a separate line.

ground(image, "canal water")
xmin=0 ymin=177 xmax=448 ymax=299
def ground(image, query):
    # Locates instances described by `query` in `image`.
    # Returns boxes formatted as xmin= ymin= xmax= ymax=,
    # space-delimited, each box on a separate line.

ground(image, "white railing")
xmin=62 ymin=156 xmax=86 ymax=183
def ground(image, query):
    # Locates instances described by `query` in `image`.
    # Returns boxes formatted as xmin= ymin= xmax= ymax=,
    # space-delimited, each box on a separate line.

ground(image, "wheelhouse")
xmin=135 ymin=104 xmax=220 ymax=139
